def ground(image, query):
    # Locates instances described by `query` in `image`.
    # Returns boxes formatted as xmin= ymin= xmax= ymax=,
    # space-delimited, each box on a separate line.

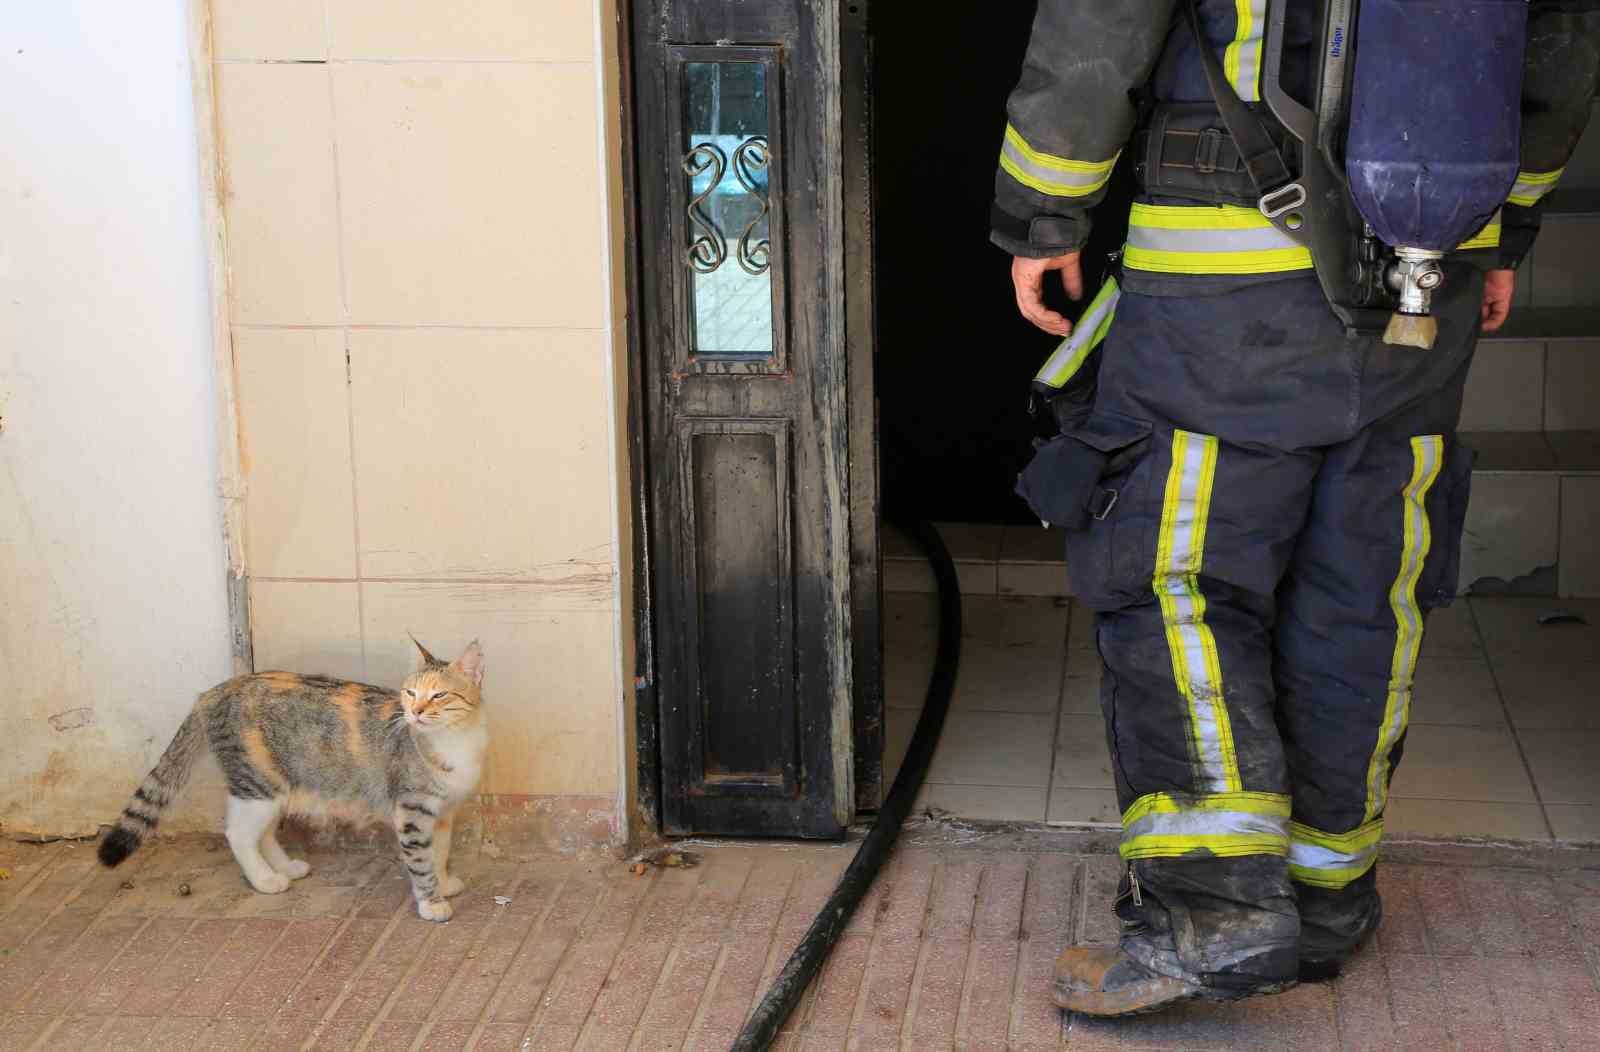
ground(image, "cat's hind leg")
xmin=225 ymin=795 xmax=291 ymax=894
xmin=260 ymin=818 xmax=311 ymax=880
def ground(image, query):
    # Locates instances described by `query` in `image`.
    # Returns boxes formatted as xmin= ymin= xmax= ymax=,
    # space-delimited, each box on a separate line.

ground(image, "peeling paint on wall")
xmin=2 ymin=3 xmax=235 ymax=839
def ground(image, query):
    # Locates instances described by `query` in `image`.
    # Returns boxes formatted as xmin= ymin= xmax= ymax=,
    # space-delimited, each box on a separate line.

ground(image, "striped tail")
xmin=97 ymin=709 xmax=207 ymax=867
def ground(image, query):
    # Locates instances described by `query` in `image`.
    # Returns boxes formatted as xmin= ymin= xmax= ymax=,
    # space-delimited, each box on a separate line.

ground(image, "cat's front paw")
xmin=416 ymin=897 xmax=454 ymax=923
xmin=439 ymin=874 xmax=466 ymax=898
xmin=249 ymin=870 xmax=291 ymax=894
xmin=282 ymin=859 xmax=311 ymax=880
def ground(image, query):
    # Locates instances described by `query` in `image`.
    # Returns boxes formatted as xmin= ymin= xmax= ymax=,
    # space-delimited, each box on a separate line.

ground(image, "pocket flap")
xmin=1071 ymin=410 xmax=1154 ymax=455
xmin=1015 ymin=412 xmax=1153 ymax=531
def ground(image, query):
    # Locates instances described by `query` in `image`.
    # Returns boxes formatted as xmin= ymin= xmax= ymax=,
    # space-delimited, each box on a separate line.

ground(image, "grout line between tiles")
xmin=1041 ymin=604 xmax=1073 ymax=818
xmin=1466 ymin=599 xmax=1560 ymax=840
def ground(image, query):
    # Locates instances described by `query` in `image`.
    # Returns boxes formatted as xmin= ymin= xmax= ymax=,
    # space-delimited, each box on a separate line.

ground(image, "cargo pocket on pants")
xmin=1015 ymin=410 xmax=1155 ymax=611
xmin=1419 ymin=438 xmax=1476 ymax=609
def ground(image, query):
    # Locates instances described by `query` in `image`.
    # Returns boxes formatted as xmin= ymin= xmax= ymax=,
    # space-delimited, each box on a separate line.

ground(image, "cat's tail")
xmin=98 ymin=708 xmax=207 ymax=867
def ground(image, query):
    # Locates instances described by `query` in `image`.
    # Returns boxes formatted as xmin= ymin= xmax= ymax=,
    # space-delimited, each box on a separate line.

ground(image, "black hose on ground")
xmin=730 ymin=518 xmax=964 ymax=1051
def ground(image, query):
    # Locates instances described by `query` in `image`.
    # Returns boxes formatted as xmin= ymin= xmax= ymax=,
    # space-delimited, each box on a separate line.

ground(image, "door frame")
xmin=613 ymin=0 xmax=883 ymax=838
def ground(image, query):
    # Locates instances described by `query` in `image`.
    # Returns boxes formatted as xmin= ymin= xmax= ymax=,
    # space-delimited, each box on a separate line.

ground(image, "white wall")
xmin=0 ymin=2 xmax=234 ymax=837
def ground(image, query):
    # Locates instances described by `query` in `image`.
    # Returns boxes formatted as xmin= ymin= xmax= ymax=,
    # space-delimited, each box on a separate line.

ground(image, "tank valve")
xmin=1382 ymin=247 xmax=1445 ymax=350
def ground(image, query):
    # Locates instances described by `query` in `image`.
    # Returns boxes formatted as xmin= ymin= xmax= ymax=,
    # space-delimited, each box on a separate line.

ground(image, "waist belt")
xmin=1133 ymin=103 xmax=1293 ymax=210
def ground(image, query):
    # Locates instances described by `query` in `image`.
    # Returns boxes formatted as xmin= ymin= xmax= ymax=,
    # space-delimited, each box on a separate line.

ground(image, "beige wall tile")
xmin=348 ymin=328 xmax=616 ymax=582
xmin=1459 ymin=342 xmax=1544 ymax=432
xmin=327 ymin=0 xmax=593 ymax=62
xmin=214 ymin=63 xmax=344 ymax=323
xmin=212 ymin=0 xmax=327 ymax=61
xmin=1543 ymin=342 xmax=1600 ymax=431
xmin=250 ymin=580 xmax=366 ymax=681
xmin=332 ymin=63 xmax=605 ymax=327
xmin=362 ymin=582 xmax=618 ymax=795
xmin=1458 ymin=473 xmax=1559 ymax=590
xmin=1526 ymin=217 xmax=1600 ymax=308
xmin=1559 ymin=476 xmax=1600 ymax=597
xmin=235 ymin=328 xmax=358 ymax=578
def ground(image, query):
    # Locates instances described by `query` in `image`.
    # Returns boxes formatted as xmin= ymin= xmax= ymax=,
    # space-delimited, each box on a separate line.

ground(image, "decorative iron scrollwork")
xmin=683 ymin=143 xmax=727 ymax=273
xmin=732 ymin=137 xmax=772 ymax=275
xmin=681 ymin=136 xmax=772 ymax=276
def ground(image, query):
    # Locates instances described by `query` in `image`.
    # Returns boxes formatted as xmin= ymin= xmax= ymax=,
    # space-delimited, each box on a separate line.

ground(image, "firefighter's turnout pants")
xmin=1063 ymin=268 xmax=1480 ymax=987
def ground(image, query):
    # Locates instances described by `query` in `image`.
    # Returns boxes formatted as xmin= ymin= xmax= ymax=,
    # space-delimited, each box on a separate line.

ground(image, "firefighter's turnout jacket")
xmin=1000 ymin=1 xmax=1600 ymax=989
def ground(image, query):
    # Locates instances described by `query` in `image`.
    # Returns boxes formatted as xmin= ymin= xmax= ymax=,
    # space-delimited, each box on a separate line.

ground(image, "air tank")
xmin=1343 ymin=0 xmax=1527 ymax=347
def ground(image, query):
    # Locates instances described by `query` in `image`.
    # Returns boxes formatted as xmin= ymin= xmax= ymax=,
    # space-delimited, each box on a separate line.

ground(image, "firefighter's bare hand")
xmin=1012 ymin=252 xmax=1084 ymax=336
xmin=1481 ymin=269 xmax=1515 ymax=332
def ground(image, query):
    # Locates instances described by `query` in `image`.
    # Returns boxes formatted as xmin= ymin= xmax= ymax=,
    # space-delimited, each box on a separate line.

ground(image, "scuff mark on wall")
xmin=47 ymin=707 xmax=96 ymax=732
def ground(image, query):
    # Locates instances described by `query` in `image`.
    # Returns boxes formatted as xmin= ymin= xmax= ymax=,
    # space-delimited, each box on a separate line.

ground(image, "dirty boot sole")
xmin=1051 ymin=974 xmax=1205 ymax=1017
xmin=1053 ymin=975 xmax=1298 ymax=1017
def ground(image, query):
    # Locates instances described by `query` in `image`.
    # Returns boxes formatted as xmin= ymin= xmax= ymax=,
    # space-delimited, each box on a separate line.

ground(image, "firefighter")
xmin=1000 ymin=0 xmax=1600 ymax=1017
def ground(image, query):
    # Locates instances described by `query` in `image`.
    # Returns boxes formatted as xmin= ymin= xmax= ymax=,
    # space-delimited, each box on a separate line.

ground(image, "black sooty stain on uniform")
xmin=1242 ymin=321 xmax=1288 ymax=347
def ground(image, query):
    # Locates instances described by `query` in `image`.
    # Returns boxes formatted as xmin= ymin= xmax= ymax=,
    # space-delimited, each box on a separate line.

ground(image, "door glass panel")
xmin=683 ymin=60 xmax=773 ymax=357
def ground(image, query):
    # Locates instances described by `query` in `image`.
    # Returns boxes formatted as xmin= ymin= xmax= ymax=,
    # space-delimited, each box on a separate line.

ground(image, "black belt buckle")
xmin=1089 ymin=487 xmax=1120 ymax=521
xmin=1195 ymin=127 xmax=1225 ymax=175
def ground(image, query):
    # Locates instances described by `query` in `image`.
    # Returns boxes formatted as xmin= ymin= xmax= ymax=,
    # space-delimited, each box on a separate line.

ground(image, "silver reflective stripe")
xmin=1035 ymin=281 xmax=1121 ymax=389
xmin=1125 ymin=808 xmax=1287 ymax=843
xmin=1000 ymin=133 xmax=1114 ymax=196
xmin=1509 ymin=170 xmax=1562 ymax=206
xmin=1155 ymin=432 xmax=1238 ymax=794
xmin=1287 ymin=840 xmax=1375 ymax=872
xmin=1365 ymin=436 xmax=1443 ymax=819
xmin=1228 ymin=0 xmax=1268 ymax=102
xmin=1128 ymin=223 xmax=1302 ymax=254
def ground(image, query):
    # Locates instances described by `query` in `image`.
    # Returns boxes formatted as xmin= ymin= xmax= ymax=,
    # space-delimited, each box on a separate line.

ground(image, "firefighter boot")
xmin=1052 ymin=944 xmax=1205 ymax=1017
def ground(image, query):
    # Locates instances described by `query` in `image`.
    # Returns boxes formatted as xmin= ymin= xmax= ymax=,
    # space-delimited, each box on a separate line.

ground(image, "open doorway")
xmin=867 ymin=4 xmax=1135 ymax=826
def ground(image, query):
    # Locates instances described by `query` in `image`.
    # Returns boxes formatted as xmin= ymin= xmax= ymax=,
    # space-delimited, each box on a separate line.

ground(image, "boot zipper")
xmin=1129 ymin=865 xmax=1142 ymax=907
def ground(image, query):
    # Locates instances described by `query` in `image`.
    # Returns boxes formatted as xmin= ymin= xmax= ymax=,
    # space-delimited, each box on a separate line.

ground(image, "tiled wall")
xmin=210 ymin=1 xmax=630 ymax=805
xmin=1458 ymin=340 xmax=1600 ymax=596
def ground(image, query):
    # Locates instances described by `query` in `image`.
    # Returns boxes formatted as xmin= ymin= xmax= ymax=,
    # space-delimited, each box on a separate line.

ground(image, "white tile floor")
xmin=884 ymin=579 xmax=1600 ymax=844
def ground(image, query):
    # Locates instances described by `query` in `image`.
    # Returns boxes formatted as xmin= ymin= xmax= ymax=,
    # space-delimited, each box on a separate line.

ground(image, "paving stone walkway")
xmin=1 ymin=830 xmax=1597 ymax=1050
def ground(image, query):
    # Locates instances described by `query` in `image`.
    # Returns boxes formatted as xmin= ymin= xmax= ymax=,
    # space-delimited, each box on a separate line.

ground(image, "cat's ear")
xmin=409 ymin=633 xmax=439 ymax=670
xmin=453 ymin=640 xmax=485 ymax=686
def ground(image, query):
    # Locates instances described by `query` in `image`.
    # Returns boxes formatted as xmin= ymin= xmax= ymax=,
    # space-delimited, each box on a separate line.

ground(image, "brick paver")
xmin=1 ymin=834 xmax=1598 ymax=1050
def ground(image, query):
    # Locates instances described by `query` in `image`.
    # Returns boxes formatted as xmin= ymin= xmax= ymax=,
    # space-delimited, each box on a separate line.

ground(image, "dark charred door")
xmin=629 ymin=0 xmax=877 ymax=836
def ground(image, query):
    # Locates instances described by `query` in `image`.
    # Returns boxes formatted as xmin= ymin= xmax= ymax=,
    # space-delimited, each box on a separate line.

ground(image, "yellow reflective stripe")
xmin=1288 ymin=818 xmax=1384 ymax=854
xmin=1365 ymin=437 xmax=1444 ymax=822
xmin=1034 ymin=278 xmax=1121 ymax=389
xmin=1000 ymin=125 xmax=1118 ymax=198
xmin=1289 ymin=861 xmax=1374 ymax=888
xmin=1456 ymin=210 xmax=1503 ymax=251
xmin=1508 ymin=167 xmax=1564 ymax=207
xmin=1155 ymin=431 xmax=1241 ymax=794
xmin=1124 ymin=246 xmax=1314 ymax=275
xmin=1121 ymin=791 xmax=1291 ymax=861
xmin=1225 ymin=0 xmax=1268 ymax=102
xmin=1123 ymin=204 xmax=1313 ymax=275
xmin=1129 ymin=204 xmax=1282 ymax=230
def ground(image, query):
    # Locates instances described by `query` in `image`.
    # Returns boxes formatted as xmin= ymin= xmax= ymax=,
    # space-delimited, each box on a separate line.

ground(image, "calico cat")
xmin=97 ymin=638 xmax=487 ymax=922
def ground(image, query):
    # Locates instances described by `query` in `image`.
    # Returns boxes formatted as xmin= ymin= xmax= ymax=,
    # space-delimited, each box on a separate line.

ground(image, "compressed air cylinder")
xmin=1344 ymin=0 xmax=1526 ymax=253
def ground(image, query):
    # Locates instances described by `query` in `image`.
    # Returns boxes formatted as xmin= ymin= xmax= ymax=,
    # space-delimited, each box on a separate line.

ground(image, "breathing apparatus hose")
xmin=730 ymin=517 xmax=963 ymax=1051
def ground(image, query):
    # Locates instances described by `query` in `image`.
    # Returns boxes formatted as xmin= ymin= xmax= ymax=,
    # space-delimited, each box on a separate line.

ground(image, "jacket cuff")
xmin=990 ymin=203 xmax=1091 ymax=258
xmin=1497 ymin=203 xmax=1543 ymax=270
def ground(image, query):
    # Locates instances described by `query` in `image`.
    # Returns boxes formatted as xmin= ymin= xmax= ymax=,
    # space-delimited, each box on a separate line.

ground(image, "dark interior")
xmin=871 ymin=4 xmax=1134 ymax=525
